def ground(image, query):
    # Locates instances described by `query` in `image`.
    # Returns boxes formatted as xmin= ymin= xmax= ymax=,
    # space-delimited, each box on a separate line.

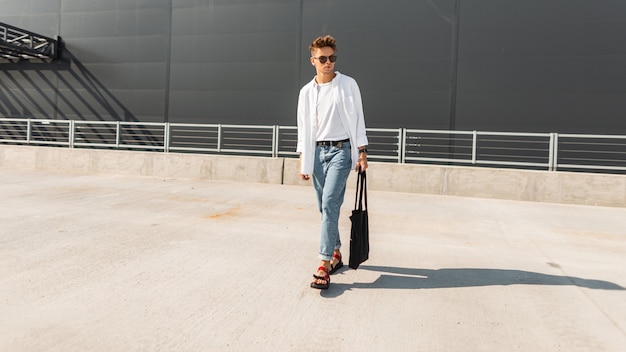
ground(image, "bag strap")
xmin=354 ymin=170 xmax=367 ymax=211
xmin=362 ymin=171 xmax=367 ymax=211
xmin=354 ymin=171 xmax=361 ymax=210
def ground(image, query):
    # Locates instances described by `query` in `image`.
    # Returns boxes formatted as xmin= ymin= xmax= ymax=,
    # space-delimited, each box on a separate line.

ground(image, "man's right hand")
xmin=298 ymin=153 xmax=310 ymax=181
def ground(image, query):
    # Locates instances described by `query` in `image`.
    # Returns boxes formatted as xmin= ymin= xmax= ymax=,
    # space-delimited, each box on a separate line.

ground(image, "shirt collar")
xmin=312 ymin=71 xmax=340 ymax=87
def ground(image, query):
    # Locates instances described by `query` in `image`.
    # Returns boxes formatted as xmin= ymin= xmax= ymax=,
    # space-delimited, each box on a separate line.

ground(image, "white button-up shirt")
xmin=296 ymin=72 xmax=369 ymax=175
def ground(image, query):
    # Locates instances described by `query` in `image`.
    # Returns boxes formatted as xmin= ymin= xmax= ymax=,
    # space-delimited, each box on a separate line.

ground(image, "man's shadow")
xmin=322 ymin=265 xmax=625 ymax=298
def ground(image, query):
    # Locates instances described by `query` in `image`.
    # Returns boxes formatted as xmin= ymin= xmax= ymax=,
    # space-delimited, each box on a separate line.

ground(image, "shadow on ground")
xmin=322 ymin=265 xmax=625 ymax=298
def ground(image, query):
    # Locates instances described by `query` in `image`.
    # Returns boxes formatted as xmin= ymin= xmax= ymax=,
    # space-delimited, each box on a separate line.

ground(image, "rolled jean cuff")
xmin=319 ymin=246 xmax=341 ymax=261
xmin=319 ymin=253 xmax=333 ymax=261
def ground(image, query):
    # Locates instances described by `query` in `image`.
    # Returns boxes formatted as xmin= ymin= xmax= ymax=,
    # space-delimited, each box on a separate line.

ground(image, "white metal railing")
xmin=403 ymin=129 xmax=556 ymax=169
xmin=2 ymin=118 xmax=626 ymax=173
xmin=554 ymin=133 xmax=626 ymax=172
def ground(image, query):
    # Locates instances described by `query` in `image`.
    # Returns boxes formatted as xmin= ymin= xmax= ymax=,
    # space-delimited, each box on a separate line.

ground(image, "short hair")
xmin=309 ymin=35 xmax=337 ymax=53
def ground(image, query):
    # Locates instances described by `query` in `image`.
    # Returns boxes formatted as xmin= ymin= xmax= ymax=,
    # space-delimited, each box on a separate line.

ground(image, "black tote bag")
xmin=349 ymin=170 xmax=369 ymax=269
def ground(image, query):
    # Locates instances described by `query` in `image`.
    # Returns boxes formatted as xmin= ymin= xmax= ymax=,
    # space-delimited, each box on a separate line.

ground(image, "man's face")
xmin=310 ymin=46 xmax=336 ymax=75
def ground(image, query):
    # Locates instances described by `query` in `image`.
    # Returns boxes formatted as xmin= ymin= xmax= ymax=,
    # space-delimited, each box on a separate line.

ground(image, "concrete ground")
xmin=1 ymin=168 xmax=625 ymax=352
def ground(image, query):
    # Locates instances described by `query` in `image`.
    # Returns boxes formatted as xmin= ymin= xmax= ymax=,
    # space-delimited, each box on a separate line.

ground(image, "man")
xmin=296 ymin=35 xmax=369 ymax=290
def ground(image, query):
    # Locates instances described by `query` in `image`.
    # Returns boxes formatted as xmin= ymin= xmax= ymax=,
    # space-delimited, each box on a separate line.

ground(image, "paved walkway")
xmin=1 ymin=168 xmax=625 ymax=351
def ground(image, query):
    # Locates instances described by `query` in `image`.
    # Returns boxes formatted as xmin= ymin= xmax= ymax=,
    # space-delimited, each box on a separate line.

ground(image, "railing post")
xmin=401 ymin=128 xmax=407 ymax=164
xmin=272 ymin=125 xmax=279 ymax=158
xmin=115 ymin=121 xmax=121 ymax=148
xmin=548 ymin=133 xmax=554 ymax=171
xmin=217 ymin=124 xmax=222 ymax=153
xmin=164 ymin=122 xmax=170 ymax=153
xmin=26 ymin=118 xmax=32 ymax=144
xmin=69 ymin=120 xmax=75 ymax=148
xmin=552 ymin=133 xmax=559 ymax=171
xmin=471 ymin=130 xmax=477 ymax=164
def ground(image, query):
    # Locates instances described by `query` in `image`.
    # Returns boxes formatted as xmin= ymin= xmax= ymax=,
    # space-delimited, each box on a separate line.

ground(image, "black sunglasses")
xmin=313 ymin=55 xmax=337 ymax=64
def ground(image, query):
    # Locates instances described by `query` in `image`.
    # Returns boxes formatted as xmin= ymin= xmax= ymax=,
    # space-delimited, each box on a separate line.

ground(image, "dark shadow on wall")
xmin=0 ymin=44 xmax=169 ymax=146
xmin=0 ymin=46 xmax=137 ymax=122
xmin=322 ymin=265 xmax=625 ymax=298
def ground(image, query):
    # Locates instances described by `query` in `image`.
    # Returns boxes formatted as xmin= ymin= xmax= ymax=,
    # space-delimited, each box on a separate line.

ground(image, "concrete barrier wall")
xmin=2 ymin=145 xmax=625 ymax=207
xmin=0 ymin=145 xmax=284 ymax=184
xmin=284 ymin=158 xmax=626 ymax=207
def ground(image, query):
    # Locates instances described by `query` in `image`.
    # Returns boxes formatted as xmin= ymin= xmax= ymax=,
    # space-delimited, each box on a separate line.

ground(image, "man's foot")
xmin=329 ymin=252 xmax=343 ymax=274
xmin=310 ymin=266 xmax=330 ymax=289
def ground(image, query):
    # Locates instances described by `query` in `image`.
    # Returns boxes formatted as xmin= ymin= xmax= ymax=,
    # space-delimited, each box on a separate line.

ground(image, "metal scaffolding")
xmin=0 ymin=22 xmax=59 ymax=62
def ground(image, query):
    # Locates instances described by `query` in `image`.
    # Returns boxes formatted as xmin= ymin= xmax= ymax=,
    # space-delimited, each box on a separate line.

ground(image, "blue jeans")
xmin=313 ymin=141 xmax=352 ymax=261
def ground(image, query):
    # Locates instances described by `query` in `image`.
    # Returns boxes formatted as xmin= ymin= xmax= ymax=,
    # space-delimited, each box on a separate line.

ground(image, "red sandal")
xmin=310 ymin=266 xmax=330 ymax=289
xmin=329 ymin=253 xmax=343 ymax=275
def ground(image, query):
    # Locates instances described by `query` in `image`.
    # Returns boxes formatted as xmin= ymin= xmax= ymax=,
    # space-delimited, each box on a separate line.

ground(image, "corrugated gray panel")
xmin=54 ymin=87 xmax=165 ymax=121
xmin=61 ymin=6 xmax=170 ymax=38
xmin=173 ymin=0 xmax=297 ymax=35
xmin=168 ymin=0 xmax=299 ymax=124
xmin=64 ymin=37 xmax=170 ymax=64
xmin=54 ymin=0 xmax=171 ymax=121
xmin=2 ymin=0 xmax=626 ymax=134
xmin=0 ymin=70 xmax=58 ymax=118
xmin=48 ymin=61 xmax=167 ymax=121
xmin=456 ymin=0 xmax=626 ymax=133
xmin=169 ymin=90 xmax=295 ymax=124
xmin=301 ymin=0 xmax=456 ymax=129
xmin=60 ymin=0 xmax=170 ymax=13
xmin=1 ymin=0 xmax=61 ymax=37
xmin=0 ymin=0 xmax=61 ymax=119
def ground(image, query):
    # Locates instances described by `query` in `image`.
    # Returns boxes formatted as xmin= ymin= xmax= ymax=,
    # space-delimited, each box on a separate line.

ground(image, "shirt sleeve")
xmin=296 ymin=89 xmax=306 ymax=153
xmin=351 ymin=80 xmax=369 ymax=148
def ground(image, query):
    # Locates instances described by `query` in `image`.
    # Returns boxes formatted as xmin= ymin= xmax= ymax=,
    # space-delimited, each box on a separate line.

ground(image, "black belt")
xmin=316 ymin=138 xmax=350 ymax=147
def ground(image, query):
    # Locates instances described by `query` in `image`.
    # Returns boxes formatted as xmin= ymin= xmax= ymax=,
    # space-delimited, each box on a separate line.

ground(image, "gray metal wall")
xmin=456 ymin=0 xmax=626 ymax=133
xmin=1 ymin=0 xmax=625 ymax=133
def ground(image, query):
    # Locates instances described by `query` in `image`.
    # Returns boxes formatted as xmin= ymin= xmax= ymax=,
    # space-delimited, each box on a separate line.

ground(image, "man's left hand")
xmin=356 ymin=154 xmax=368 ymax=172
